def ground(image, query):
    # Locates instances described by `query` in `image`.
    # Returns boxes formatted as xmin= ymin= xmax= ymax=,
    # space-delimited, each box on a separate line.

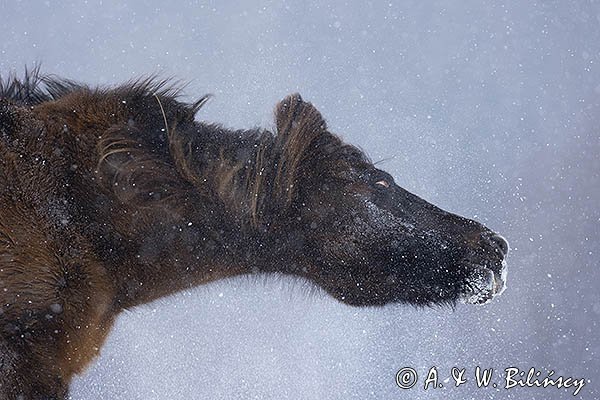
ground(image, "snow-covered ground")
xmin=1 ymin=1 xmax=598 ymax=398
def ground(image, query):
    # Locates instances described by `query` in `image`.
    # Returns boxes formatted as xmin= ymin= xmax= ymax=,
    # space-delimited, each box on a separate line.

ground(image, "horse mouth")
xmin=461 ymin=261 xmax=507 ymax=305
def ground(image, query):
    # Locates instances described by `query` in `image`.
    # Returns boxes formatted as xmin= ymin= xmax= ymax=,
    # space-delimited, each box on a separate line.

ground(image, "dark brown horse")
xmin=0 ymin=70 xmax=508 ymax=399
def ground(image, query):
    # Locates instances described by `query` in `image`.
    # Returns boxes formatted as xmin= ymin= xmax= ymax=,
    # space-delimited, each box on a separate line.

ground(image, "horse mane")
xmin=1 ymin=68 xmax=369 ymax=231
xmin=0 ymin=66 xmax=82 ymax=106
xmin=0 ymin=66 xmax=209 ymax=115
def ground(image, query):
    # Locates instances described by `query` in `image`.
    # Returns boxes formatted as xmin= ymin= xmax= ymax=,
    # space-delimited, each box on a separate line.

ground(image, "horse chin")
xmin=460 ymin=262 xmax=507 ymax=305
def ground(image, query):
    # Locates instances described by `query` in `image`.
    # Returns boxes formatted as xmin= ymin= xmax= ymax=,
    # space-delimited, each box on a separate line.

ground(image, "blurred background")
xmin=1 ymin=1 xmax=598 ymax=398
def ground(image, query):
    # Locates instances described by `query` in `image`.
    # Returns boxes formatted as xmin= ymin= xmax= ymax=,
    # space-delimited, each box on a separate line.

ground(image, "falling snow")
xmin=1 ymin=1 xmax=598 ymax=399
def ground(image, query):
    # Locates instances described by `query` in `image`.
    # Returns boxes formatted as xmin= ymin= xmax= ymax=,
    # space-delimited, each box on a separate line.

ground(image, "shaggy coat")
xmin=0 ymin=70 xmax=508 ymax=399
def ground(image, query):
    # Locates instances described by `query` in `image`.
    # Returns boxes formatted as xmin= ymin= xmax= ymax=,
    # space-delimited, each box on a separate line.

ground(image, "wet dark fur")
xmin=0 ymin=69 xmax=507 ymax=398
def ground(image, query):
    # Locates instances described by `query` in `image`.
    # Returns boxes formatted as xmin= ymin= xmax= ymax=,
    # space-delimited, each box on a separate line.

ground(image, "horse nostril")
xmin=489 ymin=234 xmax=509 ymax=256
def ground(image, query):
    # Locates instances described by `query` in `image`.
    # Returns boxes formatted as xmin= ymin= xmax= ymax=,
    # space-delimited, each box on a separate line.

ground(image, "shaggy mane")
xmin=0 ymin=66 xmax=82 ymax=106
xmin=0 ymin=66 xmax=209 ymax=115
xmin=1 ymin=68 xmax=369 ymax=231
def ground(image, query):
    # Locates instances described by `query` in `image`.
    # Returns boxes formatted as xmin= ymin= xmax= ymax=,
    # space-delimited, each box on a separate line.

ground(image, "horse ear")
xmin=267 ymin=94 xmax=330 ymax=213
xmin=274 ymin=93 xmax=327 ymax=141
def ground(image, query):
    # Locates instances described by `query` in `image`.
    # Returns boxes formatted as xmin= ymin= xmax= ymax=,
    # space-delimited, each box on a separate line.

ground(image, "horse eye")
xmin=375 ymin=180 xmax=390 ymax=188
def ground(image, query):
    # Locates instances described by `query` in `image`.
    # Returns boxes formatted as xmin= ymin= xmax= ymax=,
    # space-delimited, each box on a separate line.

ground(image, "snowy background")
xmin=1 ymin=1 xmax=599 ymax=399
